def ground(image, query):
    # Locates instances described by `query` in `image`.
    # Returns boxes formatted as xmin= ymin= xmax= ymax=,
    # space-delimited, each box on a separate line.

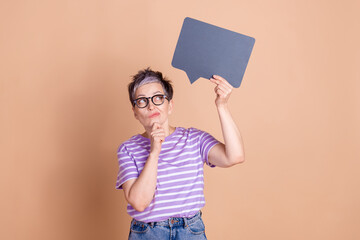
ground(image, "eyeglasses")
xmin=133 ymin=94 xmax=168 ymax=108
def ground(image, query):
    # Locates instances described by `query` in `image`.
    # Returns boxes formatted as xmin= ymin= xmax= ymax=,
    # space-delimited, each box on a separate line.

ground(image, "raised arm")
xmin=208 ymin=75 xmax=245 ymax=168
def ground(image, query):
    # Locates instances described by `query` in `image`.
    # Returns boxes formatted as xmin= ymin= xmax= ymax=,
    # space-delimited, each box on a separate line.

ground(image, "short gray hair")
xmin=128 ymin=68 xmax=174 ymax=106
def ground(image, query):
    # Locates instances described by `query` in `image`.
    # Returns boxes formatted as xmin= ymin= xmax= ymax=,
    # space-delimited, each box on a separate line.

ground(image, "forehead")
xmin=135 ymin=82 xmax=164 ymax=97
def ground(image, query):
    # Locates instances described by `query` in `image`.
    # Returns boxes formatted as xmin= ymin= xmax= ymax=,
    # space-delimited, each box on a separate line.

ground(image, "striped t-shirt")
xmin=115 ymin=127 xmax=219 ymax=223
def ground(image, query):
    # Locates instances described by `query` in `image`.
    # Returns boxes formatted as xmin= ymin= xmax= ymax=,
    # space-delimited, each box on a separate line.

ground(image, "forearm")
xmin=127 ymin=152 xmax=159 ymax=211
xmin=217 ymin=105 xmax=245 ymax=163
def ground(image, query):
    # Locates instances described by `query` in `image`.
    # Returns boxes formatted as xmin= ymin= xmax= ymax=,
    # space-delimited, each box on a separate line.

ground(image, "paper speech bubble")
xmin=172 ymin=17 xmax=255 ymax=88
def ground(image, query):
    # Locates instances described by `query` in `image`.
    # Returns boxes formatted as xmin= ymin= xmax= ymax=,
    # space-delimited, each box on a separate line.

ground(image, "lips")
xmin=149 ymin=112 xmax=160 ymax=118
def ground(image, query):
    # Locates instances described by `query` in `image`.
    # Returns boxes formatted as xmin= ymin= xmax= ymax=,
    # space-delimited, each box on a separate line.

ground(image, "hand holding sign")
xmin=210 ymin=75 xmax=233 ymax=107
xmin=172 ymin=17 xmax=255 ymax=88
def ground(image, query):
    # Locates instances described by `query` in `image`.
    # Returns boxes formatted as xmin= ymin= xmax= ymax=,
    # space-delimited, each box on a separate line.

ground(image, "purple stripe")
xmin=158 ymin=171 xmax=203 ymax=182
xmin=160 ymin=154 xmax=201 ymax=163
xmin=157 ymin=175 xmax=204 ymax=188
xmin=157 ymin=163 xmax=202 ymax=172
xmin=118 ymin=162 xmax=135 ymax=169
xmin=158 ymin=165 xmax=202 ymax=174
xmin=131 ymin=202 xmax=205 ymax=222
xmin=158 ymin=169 xmax=204 ymax=180
xmin=155 ymin=190 xmax=204 ymax=202
xmin=156 ymin=186 xmax=204 ymax=199
xmin=151 ymin=195 xmax=204 ymax=209
xmin=116 ymin=174 xmax=138 ymax=189
xmin=160 ymin=148 xmax=200 ymax=160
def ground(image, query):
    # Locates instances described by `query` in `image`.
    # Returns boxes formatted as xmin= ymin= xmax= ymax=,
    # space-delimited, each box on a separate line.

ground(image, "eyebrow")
xmin=136 ymin=91 xmax=163 ymax=98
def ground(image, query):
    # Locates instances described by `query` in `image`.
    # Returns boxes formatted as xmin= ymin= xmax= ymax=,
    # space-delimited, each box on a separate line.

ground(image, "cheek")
xmin=133 ymin=108 xmax=142 ymax=120
xmin=167 ymin=102 xmax=173 ymax=115
xmin=136 ymin=111 xmax=149 ymax=122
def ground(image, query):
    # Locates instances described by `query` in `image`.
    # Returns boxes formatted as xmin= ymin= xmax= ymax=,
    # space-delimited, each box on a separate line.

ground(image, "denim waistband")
xmin=133 ymin=211 xmax=202 ymax=228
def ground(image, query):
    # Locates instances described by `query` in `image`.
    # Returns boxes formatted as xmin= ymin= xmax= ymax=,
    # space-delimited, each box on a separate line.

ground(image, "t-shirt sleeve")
xmin=198 ymin=129 xmax=220 ymax=167
xmin=115 ymin=144 xmax=139 ymax=190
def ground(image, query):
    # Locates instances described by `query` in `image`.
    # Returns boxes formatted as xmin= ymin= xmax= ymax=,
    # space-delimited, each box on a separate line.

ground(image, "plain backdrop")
xmin=1 ymin=1 xmax=359 ymax=239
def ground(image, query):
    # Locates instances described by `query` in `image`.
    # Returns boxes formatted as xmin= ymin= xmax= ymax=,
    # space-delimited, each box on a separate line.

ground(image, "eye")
xmin=136 ymin=98 xmax=147 ymax=105
xmin=153 ymin=95 xmax=165 ymax=104
xmin=154 ymin=95 xmax=163 ymax=101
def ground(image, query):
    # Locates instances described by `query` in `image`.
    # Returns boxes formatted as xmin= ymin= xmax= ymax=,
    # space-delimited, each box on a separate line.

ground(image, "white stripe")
xmin=160 ymin=148 xmax=199 ymax=161
xmin=158 ymin=156 xmax=202 ymax=166
xmin=116 ymin=176 xmax=137 ymax=185
xmin=161 ymin=140 xmax=187 ymax=146
xmin=157 ymin=162 xmax=202 ymax=172
xmin=202 ymin=137 xmax=217 ymax=150
xmin=157 ymin=175 xmax=203 ymax=185
xmin=125 ymin=144 xmax=147 ymax=151
xmin=154 ymin=194 xmax=204 ymax=205
xmin=156 ymin=187 xmax=204 ymax=198
xmin=131 ymin=137 xmax=149 ymax=144
xmin=159 ymin=181 xmax=204 ymax=191
xmin=157 ymin=169 xmax=199 ymax=179
xmin=118 ymin=170 xmax=138 ymax=181
xmin=119 ymin=165 xmax=137 ymax=176
xmin=160 ymin=144 xmax=197 ymax=153
xmin=157 ymin=188 xmax=203 ymax=197
xmin=160 ymin=142 xmax=186 ymax=149
xmin=130 ymin=148 xmax=148 ymax=156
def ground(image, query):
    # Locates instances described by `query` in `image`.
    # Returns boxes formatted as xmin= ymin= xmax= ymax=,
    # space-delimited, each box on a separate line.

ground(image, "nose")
xmin=147 ymin=100 xmax=155 ymax=110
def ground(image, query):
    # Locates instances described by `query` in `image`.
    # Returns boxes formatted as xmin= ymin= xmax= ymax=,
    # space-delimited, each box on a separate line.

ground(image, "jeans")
xmin=128 ymin=211 xmax=207 ymax=240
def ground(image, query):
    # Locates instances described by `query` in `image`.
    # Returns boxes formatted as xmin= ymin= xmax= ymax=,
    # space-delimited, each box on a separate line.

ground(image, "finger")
xmin=151 ymin=129 xmax=164 ymax=136
xmin=216 ymin=84 xmax=231 ymax=96
xmin=209 ymin=77 xmax=220 ymax=85
xmin=153 ymin=133 xmax=165 ymax=143
xmin=151 ymin=130 xmax=165 ymax=137
xmin=218 ymin=82 xmax=232 ymax=93
xmin=212 ymin=75 xmax=224 ymax=80
xmin=212 ymin=75 xmax=233 ymax=89
xmin=210 ymin=78 xmax=232 ymax=92
xmin=216 ymin=87 xmax=225 ymax=96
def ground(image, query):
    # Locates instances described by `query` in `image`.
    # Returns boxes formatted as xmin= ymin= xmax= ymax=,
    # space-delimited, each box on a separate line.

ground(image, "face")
xmin=132 ymin=82 xmax=173 ymax=129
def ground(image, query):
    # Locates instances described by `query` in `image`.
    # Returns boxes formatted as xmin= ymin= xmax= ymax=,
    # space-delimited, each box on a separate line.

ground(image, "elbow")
xmin=238 ymin=155 xmax=245 ymax=164
xmin=133 ymin=204 xmax=147 ymax=212
xmin=129 ymin=201 xmax=148 ymax=212
xmin=228 ymin=155 xmax=245 ymax=167
xmin=128 ymin=196 xmax=150 ymax=212
xmin=124 ymin=182 xmax=153 ymax=212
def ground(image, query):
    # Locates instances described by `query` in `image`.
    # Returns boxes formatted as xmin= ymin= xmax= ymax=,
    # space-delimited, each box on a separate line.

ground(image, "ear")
xmin=168 ymin=99 xmax=174 ymax=115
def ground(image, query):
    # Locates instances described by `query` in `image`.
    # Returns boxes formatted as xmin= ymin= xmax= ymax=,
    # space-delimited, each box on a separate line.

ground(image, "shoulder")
xmin=117 ymin=134 xmax=149 ymax=153
xmin=175 ymin=127 xmax=209 ymax=140
xmin=188 ymin=127 xmax=211 ymax=137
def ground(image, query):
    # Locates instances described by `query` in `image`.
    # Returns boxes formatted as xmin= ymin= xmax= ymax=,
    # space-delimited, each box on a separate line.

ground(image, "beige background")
xmin=1 ymin=0 xmax=359 ymax=239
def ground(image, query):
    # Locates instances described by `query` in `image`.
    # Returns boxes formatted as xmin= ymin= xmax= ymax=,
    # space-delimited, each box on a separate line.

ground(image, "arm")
xmin=122 ymin=123 xmax=164 ymax=212
xmin=208 ymin=75 xmax=245 ymax=168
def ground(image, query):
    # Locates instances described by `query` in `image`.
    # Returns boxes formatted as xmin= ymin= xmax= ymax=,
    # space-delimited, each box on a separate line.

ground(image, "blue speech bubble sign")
xmin=172 ymin=17 xmax=255 ymax=88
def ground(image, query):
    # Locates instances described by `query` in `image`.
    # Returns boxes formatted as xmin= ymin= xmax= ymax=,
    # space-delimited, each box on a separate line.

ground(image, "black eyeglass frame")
xmin=133 ymin=94 xmax=169 ymax=108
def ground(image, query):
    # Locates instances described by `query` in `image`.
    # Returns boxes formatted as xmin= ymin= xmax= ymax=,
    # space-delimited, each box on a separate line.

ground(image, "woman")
xmin=116 ymin=68 xmax=244 ymax=239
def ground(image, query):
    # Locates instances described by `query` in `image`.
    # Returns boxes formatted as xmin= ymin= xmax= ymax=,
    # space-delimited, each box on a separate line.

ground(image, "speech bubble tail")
xmin=185 ymin=71 xmax=199 ymax=84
